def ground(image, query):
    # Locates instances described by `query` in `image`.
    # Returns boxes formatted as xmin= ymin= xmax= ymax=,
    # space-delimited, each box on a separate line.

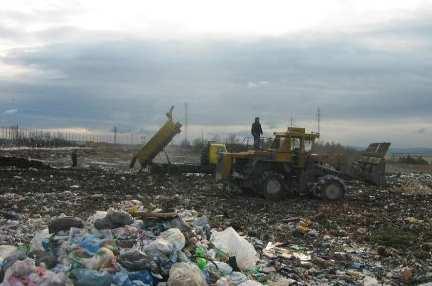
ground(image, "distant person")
xmin=251 ymin=117 xmax=263 ymax=149
xmin=71 ymin=149 xmax=78 ymax=168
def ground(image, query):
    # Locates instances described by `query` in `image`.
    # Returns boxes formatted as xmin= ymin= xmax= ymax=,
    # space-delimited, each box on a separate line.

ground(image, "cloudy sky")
xmin=0 ymin=0 xmax=431 ymax=147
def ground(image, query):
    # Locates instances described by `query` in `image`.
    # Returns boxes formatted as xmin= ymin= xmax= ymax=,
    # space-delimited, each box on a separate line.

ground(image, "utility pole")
xmin=317 ymin=107 xmax=321 ymax=134
xmin=113 ymin=126 xmax=117 ymax=144
xmin=184 ymin=102 xmax=188 ymax=145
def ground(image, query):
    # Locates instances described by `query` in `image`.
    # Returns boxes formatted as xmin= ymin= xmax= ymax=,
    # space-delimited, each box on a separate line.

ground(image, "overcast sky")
xmin=0 ymin=0 xmax=431 ymax=147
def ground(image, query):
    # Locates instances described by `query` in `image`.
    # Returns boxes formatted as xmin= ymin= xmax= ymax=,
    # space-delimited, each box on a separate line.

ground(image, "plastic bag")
xmin=83 ymin=247 xmax=116 ymax=271
xmin=363 ymin=276 xmax=380 ymax=286
xmin=0 ymin=246 xmax=18 ymax=263
xmin=113 ymin=272 xmax=131 ymax=286
xmin=143 ymin=228 xmax=185 ymax=257
xmin=87 ymin=211 xmax=107 ymax=225
xmin=30 ymin=229 xmax=50 ymax=252
xmin=118 ymin=249 xmax=153 ymax=271
xmin=208 ymin=261 xmax=233 ymax=277
xmin=94 ymin=209 xmax=133 ymax=230
xmin=226 ymin=272 xmax=248 ymax=285
xmin=27 ymin=266 xmax=71 ymax=286
xmin=0 ymin=245 xmax=18 ymax=279
xmin=70 ymin=269 xmax=112 ymax=286
xmin=142 ymin=240 xmax=176 ymax=276
xmin=192 ymin=217 xmax=211 ymax=238
xmin=106 ymin=209 xmax=134 ymax=227
xmin=113 ymin=270 xmax=155 ymax=286
xmin=215 ymin=277 xmax=230 ymax=286
xmin=210 ymin=228 xmax=258 ymax=271
xmin=112 ymin=226 xmax=140 ymax=240
xmin=2 ymin=258 xmax=35 ymax=286
xmin=78 ymin=235 xmax=102 ymax=255
xmin=144 ymin=239 xmax=173 ymax=256
xmin=0 ymin=252 xmax=27 ymax=283
xmin=167 ymin=263 xmax=207 ymax=286
xmin=128 ymin=270 xmax=154 ymax=285
xmin=158 ymin=229 xmax=185 ymax=252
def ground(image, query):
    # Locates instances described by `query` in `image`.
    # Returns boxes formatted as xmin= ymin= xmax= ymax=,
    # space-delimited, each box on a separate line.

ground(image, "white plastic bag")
xmin=30 ymin=229 xmax=50 ymax=252
xmin=227 ymin=272 xmax=248 ymax=285
xmin=0 ymin=245 xmax=17 ymax=263
xmin=144 ymin=228 xmax=185 ymax=256
xmin=159 ymin=228 xmax=185 ymax=251
xmin=167 ymin=262 xmax=207 ymax=286
xmin=363 ymin=276 xmax=380 ymax=286
xmin=210 ymin=227 xmax=258 ymax=271
xmin=215 ymin=277 xmax=230 ymax=286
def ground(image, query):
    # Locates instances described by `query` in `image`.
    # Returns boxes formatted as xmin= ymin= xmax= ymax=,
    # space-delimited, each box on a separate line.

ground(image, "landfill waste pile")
xmin=0 ymin=201 xmax=289 ymax=286
xmin=0 ymin=147 xmax=432 ymax=285
xmin=387 ymin=172 xmax=432 ymax=194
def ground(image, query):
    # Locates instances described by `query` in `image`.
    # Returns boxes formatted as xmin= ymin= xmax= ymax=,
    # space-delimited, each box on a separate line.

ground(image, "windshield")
xmin=304 ymin=140 xmax=313 ymax=152
xmin=291 ymin=138 xmax=301 ymax=150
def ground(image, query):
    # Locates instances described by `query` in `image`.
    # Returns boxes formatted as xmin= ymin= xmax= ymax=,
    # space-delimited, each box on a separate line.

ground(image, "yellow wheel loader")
xmin=130 ymin=107 xmax=389 ymax=196
xmin=216 ymin=127 xmax=347 ymax=200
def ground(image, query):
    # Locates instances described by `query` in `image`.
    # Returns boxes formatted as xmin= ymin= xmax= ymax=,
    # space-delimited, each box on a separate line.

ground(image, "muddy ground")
xmin=1 ymin=145 xmax=431 ymax=285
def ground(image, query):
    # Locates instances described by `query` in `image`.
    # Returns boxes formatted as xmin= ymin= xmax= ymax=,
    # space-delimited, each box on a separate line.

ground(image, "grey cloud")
xmin=3 ymin=108 xmax=18 ymax=115
xmin=1 ymin=13 xmax=432 ymax=138
xmin=417 ymin=128 xmax=427 ymax=134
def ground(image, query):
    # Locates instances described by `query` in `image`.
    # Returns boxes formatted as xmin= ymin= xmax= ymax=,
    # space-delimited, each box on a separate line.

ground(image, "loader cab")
xmin=272 ymin=127 xmax=319 ymax=167
xmin=201 ymin=141 xmax=227 ymax=167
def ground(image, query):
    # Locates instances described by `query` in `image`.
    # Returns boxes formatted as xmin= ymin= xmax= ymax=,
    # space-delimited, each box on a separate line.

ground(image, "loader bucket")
xmin=352 ymin=142 xmax=391 ymax=186
xmin=130 ymin=106 xmax=182 ymax=169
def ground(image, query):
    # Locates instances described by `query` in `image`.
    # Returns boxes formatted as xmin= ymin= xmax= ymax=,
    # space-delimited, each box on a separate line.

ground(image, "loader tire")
xmin=317 ymin=175 xmax=346 ymax=200
xmin=258 ymin=171 xmax=286 ymax=200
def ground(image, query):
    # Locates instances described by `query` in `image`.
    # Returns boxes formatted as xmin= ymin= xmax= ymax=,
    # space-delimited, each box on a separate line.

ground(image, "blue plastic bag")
xmin=71 ymin=268 xmax=112 ymax=286
xmin=129 ymin=270 xmax=154 ymax=286
xmin=79 ymin=235 xmax=101 ymax=255
xmin=113 ymin=272 xmax=134 ymax=286
xmin=113 ymin=270 xmax=155 ymax=286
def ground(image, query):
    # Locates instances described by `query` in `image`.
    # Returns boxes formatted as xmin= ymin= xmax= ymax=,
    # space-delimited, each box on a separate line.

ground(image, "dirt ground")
xmin=1 ymin=145 xmax=431 ymax=285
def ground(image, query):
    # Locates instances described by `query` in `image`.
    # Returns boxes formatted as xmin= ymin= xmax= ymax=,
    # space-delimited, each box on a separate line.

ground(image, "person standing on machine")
xmin=251 ymin=117 xmax=263 ymax=149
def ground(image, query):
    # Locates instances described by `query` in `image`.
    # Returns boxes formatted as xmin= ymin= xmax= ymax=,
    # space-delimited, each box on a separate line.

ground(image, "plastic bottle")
xmin=195 ymin=247 xmax=206 ymax=258
xmin=196 ymin=257 xmax=208 ymax=270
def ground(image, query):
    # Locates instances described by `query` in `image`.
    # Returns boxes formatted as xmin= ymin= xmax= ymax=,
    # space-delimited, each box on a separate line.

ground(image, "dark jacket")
xmin=251 ymin=122 xmax=263 ymax=137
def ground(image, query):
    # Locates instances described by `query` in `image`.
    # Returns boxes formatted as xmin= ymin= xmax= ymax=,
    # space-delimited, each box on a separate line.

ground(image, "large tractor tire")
xmin=258 ymin=171 xmax=286 ymax=200
xmin=316 ymin=175 xmax=346 ymax=200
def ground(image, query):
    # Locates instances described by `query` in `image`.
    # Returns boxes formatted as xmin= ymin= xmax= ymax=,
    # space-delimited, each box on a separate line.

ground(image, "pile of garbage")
xmin=0 ymin=200 xmax=285 ymax=286
xmin=2 ymin=165 xmax=432 ymax=285
xmin=387 ymin=172 xmax=432 ymax=194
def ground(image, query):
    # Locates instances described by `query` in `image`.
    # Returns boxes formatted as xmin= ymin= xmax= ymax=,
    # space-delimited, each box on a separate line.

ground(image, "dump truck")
xmin=130 ymin=107 xmax=227 ymax=173
xmin=216 ymin=127 xmax=347 ymax=200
